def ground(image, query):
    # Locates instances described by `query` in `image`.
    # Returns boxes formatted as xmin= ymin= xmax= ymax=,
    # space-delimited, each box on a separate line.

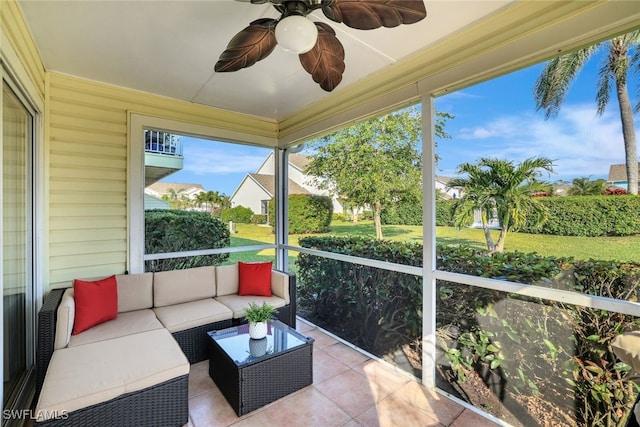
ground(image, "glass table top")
xmin=208 ymin=320 xmax=313 ymax=367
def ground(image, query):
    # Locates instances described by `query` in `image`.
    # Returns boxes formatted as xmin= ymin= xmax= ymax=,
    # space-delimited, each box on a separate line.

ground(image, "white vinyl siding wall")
xmin=47 ymin=73 xmax=278 ymax=288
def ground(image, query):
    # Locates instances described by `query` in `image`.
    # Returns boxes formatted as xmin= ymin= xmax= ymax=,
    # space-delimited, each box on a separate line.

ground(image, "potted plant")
xmin=244 ymin=302 xmax=277 ymax=339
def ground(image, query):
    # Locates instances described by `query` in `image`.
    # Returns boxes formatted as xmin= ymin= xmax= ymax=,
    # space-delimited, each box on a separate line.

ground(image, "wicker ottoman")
xmin=207 ymin=320 xmax=313 ymax=416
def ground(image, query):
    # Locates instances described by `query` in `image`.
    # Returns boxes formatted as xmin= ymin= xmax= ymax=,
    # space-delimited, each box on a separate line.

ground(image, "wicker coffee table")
xmin=207 ymin=320 xmax=314 ymax=416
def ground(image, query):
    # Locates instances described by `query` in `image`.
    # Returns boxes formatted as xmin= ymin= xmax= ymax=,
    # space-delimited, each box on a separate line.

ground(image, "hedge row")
xmin=145 ymin=210 xmax=229 ymax=272
xmin=296 ymin=236 xmax=640 ymax=426
xmin=514 ymin=196 xmax=640 ymax=236
xmin=220 ymin=205 xmax=253 ymax=224
xmin=432 ymin=196 xmax=640 ymax=236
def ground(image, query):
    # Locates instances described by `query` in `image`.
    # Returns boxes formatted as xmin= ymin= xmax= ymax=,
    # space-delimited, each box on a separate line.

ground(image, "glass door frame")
xmin=1 ymin=66 xmax=42 ymax=421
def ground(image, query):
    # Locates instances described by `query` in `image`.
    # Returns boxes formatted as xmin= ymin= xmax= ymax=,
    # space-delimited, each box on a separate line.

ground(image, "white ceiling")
xmin=18 ymin=0 xmax=511 ymax=120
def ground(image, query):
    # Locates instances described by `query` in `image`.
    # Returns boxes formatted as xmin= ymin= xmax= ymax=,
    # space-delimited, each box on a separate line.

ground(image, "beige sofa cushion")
xmin=68 ymin=309 xmax=163 ymax=347
xmin=153 ymin=298 xmax=233 ymax=333
xmin=215 ymin=295 xmax=286 ymax=319
xmin=271 ymin=270 xmax=290 ymax=304
xmin=153 ymin=266 xmax=216 ymax=307
xmin=54 ymin=289 xmax=75 ymax=350
xmin=116 ymin=273 xmax=153 ymax=313
xmin=35 ymin=329 xmax=189 ymax=421
xmin=215 ymin=264 xmax=238 ymax=296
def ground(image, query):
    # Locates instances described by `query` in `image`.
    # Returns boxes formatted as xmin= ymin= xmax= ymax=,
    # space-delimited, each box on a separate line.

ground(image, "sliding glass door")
xmin=2 ymin=80 xmax=35 ymax=419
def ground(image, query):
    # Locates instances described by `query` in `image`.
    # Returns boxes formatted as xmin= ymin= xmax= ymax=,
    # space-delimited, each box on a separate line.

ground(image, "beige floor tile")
xmin=314 ymin=369 xmax=384 ymax=417
xmin=296 ymin=318 xmax=315 ymax=333
xmin=305 ymin=328 xmax=339 ymax=348
xmin=323 ymin=342 xmax=370 ymax=368
xmin=339 ymin=420 xmax=363 ymax=427
xmin=450 ymin=409 xmax=501 ymax=426
xmin=181 ymin=325 xmax=479 ymax=426
xmin=392 ymin=381 xmax=464 ymax=425
xmin=189 ymin=360 xmax=215 ymax=398
xmin=188 ymin=388 xmax=239 ymax=427
xmin=230 ymin=409 xmax=282 ymax=427
xmin=313 ymin=347 xmax=351 ymax=383
xmin=356 ymin=393 xmax=442 ymax=427
xmin=264 ymin=387 xmax=351 ymax=427
xmin=354 ymin=359 xmax=412 ymax=397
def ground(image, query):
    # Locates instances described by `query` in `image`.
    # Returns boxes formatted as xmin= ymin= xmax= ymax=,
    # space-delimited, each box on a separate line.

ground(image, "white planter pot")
xmin=249 ymin=337 xmax=268 ymax=357
xmin=249 ymin=321 xmax=268 ymax=339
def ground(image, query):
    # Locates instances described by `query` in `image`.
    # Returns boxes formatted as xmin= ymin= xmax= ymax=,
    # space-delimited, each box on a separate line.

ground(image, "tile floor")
xmin=186 ymin=319 xmax=500 ymax=427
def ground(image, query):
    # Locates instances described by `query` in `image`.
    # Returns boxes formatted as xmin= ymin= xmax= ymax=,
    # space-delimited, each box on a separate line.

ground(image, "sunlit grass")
xmin=228 ymin=220 xmax=640 ymax=262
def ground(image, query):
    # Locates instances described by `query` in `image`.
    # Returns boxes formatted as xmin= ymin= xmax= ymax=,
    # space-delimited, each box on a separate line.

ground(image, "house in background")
xmin=146 ymin=182 xmax=206 ymax=200
xmin=436 ymin=175 xmax=462 ymax=199
xmin=230 ymin=153 xmax=345 ymax=220
xmin=144 ymin=194 xmax=170 ymax=210
xmin=607 ymin=163 xmax=640 ymax=190
xmin=145 ymin=182 xmax=206 ymax=210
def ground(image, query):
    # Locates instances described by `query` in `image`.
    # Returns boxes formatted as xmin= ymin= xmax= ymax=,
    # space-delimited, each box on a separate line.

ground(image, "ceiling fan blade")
xmin=299 ymin=22 xmax=345 ymax=92
xmin=215 ymin=18 xmax=277 ymax=72
xmin=322 ymin=0 xmax=427 ymax=30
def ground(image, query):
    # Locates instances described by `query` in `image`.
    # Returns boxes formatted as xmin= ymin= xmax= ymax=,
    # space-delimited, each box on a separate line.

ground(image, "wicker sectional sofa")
xmin=34 ymin=264 xmax=296 ymax=427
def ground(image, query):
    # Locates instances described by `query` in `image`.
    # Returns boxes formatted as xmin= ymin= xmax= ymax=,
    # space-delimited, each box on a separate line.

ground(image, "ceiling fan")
xmin=215 ymin=0 xmax=427 ymax=92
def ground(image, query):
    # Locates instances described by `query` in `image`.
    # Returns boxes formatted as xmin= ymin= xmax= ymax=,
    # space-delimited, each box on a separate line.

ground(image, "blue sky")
xmin=161 ymin=49 xmax=638 ymax=196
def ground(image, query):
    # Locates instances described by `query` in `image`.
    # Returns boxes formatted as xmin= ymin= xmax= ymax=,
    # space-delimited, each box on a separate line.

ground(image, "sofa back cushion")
xmin=215 ymin=264 xmax=239 ymax=296
xmin=116 ymin=273 xmax=153 ymax=313
xmin=54 ymin=288 xmax=75 ymax=350
xmin=153 ymin=266 xmax=216 ymax=307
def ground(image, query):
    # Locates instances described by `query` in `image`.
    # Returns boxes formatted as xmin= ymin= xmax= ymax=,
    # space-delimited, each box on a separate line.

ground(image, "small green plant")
xmin=244 ymin=302 xmax=277 ymax=323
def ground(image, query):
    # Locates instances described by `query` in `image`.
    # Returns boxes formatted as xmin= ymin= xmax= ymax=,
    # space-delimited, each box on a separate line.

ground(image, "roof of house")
xmin=608 ymin=163 xmax=640 ymax=182
xmin=249 ymin=174 xmax=310 ymax=197
xmin=146 ymin=182 xmax=205 ymax=194
xmin=289 ymin=154 xmax=310 ymax=171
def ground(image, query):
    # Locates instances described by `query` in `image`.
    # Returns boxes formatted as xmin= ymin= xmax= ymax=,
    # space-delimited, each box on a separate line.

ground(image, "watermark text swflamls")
xmin=2 ymin=409 xmax=69 ymax=420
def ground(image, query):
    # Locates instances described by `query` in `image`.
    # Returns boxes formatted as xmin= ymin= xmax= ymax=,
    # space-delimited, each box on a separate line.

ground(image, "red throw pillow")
xmin=72 ymin=275 xmax=118 ymax=335
xmin=238 ymin=261 xmax=272 ymax=297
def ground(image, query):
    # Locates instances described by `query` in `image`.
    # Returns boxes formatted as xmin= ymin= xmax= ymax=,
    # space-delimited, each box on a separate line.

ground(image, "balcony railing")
xmin=144 ymin=130 xmax=182 ymax=156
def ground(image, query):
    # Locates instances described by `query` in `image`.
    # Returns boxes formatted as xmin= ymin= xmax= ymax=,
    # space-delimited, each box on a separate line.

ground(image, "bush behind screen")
xmin=145 ymin=209 xmax=230 ymax=272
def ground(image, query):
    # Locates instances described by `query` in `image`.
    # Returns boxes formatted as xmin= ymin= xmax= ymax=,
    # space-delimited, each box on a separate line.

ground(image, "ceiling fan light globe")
xmin=275 ymin=15 xmax=318 ymax=54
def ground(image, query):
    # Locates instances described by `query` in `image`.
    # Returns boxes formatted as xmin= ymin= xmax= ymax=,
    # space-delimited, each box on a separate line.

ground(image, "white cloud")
xmin=446 ymin=103 xmax=636 ymax=180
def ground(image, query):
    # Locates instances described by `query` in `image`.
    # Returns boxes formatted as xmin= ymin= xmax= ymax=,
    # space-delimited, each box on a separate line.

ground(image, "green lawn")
xmin=228 ymin=221 xmax=640 ymax=262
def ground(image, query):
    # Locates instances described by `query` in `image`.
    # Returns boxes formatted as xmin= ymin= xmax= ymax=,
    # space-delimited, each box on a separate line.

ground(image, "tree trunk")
xmin=373 ymin=200 xmax=383 ymax=240
xmin=481 ymin=212 xmax=496 ymax=253
xmin=494 ymin=226 xmax=508 ymax=254
xmin=616 ymin=77 xmax=638 ymax=195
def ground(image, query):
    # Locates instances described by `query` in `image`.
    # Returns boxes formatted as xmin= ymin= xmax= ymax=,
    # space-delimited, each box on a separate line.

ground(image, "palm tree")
xmin=196 ymin=191 xmax=220 ymax=213
xmin=448 ymin=157 xmax=554 ymax=254
xmin=534 ymin=30 xmax=640 ymax=194
xmin=567 ymin=177 xmax=607 ymax=196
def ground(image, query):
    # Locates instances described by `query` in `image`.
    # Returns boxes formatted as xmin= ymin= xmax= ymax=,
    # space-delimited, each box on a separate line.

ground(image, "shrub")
xmin=435 ymin=199 xmax=456 ymax=226
xmin=297 ymin=236 xmax=422 ymax=353
xmin=252 ymin=214 xmax=267 ymax=225
xmin=220 ymin=205 xmax=254 ymax=224
xmin=381 ymin=196 xmax=422 ymax=225
xmin=514 ymin=196 xmax=640 ymax=236
xmin=269 ymin=194 xmax=332 ymax=234
xmin=145 ymin=209 xmax=229 ymax=272
xmin=296 ymin=237 xmax=640 ymax=426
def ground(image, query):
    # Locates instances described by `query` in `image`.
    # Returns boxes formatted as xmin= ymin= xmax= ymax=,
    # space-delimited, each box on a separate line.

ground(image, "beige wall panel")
xmin=47 ymin=72 xmax=278 ymax=285
xmin=50 ymin=114 xmax=127 ymax=135
xmin=1 ymin=1 xmax=46 ymax=96
xmin=50 ymin=192 xmax=124 ymax=206
xmin=50 ymin=73 xmax=278 ymax=138
xmin=50 ymin=127 xmax=126 ymax=147
xmin=50 ymin=229 xmax=127 ymax=244
xmin=49 ymin=217 xmax=123 ymax=231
